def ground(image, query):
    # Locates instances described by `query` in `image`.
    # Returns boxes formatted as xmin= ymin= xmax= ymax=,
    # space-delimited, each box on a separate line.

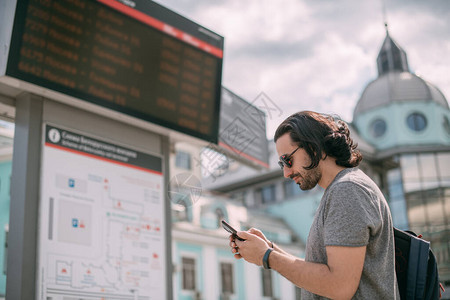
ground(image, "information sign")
xmin=38 ymin=124 xmax=166 ymax=299
xmin=6 ymin=0 xmax=223 ymax=142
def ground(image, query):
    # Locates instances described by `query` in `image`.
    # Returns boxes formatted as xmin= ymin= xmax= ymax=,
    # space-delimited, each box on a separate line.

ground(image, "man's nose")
xmin=283 ymin=166 xmax=293 ymax=178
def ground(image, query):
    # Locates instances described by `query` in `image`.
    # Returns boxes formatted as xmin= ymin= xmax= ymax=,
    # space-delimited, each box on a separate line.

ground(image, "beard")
xmin=291 ymin=167 xmax=321 ymax=191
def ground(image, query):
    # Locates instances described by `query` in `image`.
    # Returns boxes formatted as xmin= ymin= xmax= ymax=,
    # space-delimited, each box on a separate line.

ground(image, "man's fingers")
xmin=248 ymin=228 xmax=260 ymax=234
xmin=237 ymin=231 xmax=251 ymax=238
xmin=235 ymin=230 xmax=252 ymax=243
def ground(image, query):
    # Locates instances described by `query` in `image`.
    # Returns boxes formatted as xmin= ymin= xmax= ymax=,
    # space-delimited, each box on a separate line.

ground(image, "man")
xmin=230 ymin=111 xmax=399 ymax=299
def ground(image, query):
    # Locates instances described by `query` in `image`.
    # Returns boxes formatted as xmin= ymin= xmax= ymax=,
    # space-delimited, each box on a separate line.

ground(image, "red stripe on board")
xmin=97 ymin=0 xmax=223 ymax=58
xmin=218 ymin=142 xmax=270 ymax=168
xmin=45 ymin=142 xmax=163 ymax=176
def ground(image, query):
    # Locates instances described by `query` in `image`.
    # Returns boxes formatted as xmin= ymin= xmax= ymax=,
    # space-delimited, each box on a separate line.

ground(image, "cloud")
xmin=156 ymin=0 xmax=450 ymax=137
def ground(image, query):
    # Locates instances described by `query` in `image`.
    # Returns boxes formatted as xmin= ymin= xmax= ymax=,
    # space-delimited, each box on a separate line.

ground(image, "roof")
xmin=376 ymin=31 xmax=409 ymax=76
xmin=354 ymin=71 xmax=448 ymax=117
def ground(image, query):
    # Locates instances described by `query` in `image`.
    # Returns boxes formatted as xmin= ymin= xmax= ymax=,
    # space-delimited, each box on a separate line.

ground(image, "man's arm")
xmin=234 ymin=231 xmax=366 ymax=300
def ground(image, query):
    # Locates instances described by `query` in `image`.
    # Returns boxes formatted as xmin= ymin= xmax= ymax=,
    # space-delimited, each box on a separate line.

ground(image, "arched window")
xmin=406 ymin=113 xmax=427 ymax=132
xmin=443 ymin=115 xmax=450 ymax=136
xmin=370 ymin=118 xmax=387 ymax=138
xmin=215 ymin=208 xmax=225 ymax=228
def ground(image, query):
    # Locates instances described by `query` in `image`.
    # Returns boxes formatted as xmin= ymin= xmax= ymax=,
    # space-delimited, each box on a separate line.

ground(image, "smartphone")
xmin=221 ymin=220 xmax=245 ymax=241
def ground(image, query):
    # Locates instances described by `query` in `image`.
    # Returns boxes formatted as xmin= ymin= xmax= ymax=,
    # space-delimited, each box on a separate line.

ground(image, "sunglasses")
xmin=278 ymin=146 xmax=301 ymax=170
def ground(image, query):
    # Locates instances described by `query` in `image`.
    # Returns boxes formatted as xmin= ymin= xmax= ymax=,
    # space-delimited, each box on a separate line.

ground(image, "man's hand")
xmin=229 ymin=235 xmax=242 ymax=259
xmin=247 ymin=228 xmax=270 ymax=245
xmin=229 ymin=230 xmax=270 ymax=266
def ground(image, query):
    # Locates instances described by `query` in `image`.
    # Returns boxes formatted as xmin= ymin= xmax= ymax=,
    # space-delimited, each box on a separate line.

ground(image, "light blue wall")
xmin=0 ymin=160 xmax=12 ymax=296
xmin=174 ymin=243 xmax=287 ymax=300
xmin=267 ymin=190 xmax=323 ymax=248
xmin=354 ymin=102 xmax=450 ymax=150
xmin=235 ymin=256 xmax=245 ymax=299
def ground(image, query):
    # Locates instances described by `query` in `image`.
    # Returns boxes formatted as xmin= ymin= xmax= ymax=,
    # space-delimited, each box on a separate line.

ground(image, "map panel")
xmin=38 ymin=125 xmax=166 ymax=300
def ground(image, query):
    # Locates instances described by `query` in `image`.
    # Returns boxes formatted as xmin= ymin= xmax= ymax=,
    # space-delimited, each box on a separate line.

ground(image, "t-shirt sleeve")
xmin=323 ymin=182 xmax=379 ymax=247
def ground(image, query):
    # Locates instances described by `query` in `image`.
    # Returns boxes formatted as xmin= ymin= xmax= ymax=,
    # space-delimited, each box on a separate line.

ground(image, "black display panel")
xmin=7 ymin=0 xmax=224 ymax=143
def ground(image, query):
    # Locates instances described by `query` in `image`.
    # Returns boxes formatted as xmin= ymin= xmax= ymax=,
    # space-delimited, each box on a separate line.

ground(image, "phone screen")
xmin=221 ymin=220 xmax=245 ymax=241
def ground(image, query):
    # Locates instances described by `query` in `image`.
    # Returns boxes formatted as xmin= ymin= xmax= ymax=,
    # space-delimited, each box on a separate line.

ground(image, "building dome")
xmin=352 ymin=29 xmax=450 ymax=152
xmin=353 ymin=29 xmax=448 ymax=119
xmin=354 ymin=71 xmax=448 ymax=117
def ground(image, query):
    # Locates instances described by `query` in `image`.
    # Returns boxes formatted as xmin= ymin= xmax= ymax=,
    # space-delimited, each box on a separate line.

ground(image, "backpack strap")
xmin=407 ymin=235 xmax=430 ymax=299
xmin=424 ymin=249 xmax=440 ymax=300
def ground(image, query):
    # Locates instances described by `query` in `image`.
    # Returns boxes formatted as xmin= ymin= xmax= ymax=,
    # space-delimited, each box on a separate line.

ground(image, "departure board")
xmin=6 ymin=0 xmax=224 ymax=143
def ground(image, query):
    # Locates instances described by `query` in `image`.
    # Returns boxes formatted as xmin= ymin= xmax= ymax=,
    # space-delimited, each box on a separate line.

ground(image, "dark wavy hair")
xmin=274 ymin=111 xmax=362 ymax=169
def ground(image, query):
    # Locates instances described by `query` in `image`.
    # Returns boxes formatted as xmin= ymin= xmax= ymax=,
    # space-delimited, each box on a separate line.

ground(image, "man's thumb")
xmin=236 ymin=231 xmax=251 ymax=239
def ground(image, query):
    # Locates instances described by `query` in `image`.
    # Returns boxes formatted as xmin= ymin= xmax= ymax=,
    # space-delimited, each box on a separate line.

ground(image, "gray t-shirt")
xmin=302 ymin=168 xmax=399 ymax=299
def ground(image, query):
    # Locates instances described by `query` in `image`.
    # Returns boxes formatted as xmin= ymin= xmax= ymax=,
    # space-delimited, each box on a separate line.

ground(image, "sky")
xmin=155 ymin=0 xmax=450 ymax=139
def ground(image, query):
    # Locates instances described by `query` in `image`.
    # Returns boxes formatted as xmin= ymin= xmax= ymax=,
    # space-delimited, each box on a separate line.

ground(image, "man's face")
xmin=275 ymin=133 xmax=321 ymax=190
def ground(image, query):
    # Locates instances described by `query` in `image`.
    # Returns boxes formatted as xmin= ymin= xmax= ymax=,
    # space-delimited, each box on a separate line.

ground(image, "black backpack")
xmin=394 ymin=228 xmax=443 ymax=299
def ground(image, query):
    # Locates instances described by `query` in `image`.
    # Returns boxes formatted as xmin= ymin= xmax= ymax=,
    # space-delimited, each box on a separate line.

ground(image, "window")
xmin=172 ymin=200 xmax=189 ymax=222
xmin=437 ymin=153 xmax=450 ymax=188
xmin=256 ymin=185 xmax=276 ymax=204
xmin=378 ymin=52 xmax=389 ymax=73
xmin=423 ymin=189 xmax=445 ymax=226
xmin=295 ymin=286 xmax=303 ymax=300
xmin=231 ymin=191 xmax=246 ymax=204
xmin=400 ymin=155 xmax=421 ymax=193
xmin=215 ymin=208 xmax=225 ymax=228
xmin=407 ymin=113 xmax=427 ymax=132
xmin=220 ymin=262 xmax=234 ymax=294
xmin=387 ymin=168 xmax=409 ymax=229
xmin=407 ymin=192 xmax=428 ymax=233
xmin=200 ymin=147 xmax=228 ymax=178
xmin=182 ymin=257 xmax=196 ymax=291
xmin=369 ymin=118 xmax=387 ymax=138
xmin=443 ymin=116 xmax=450 ymax=135
xmin=176 ymin=151 xmax=191 ymax=170
xmin=400 ymin=152 xmax=450 ymax=236
xmin=284 ymin=180 xmax=304 ymax=198
xmin=418 ymin=154 xmax=439 ymax=190
xmin=261 ymin=268 xmax=273 ymax=297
